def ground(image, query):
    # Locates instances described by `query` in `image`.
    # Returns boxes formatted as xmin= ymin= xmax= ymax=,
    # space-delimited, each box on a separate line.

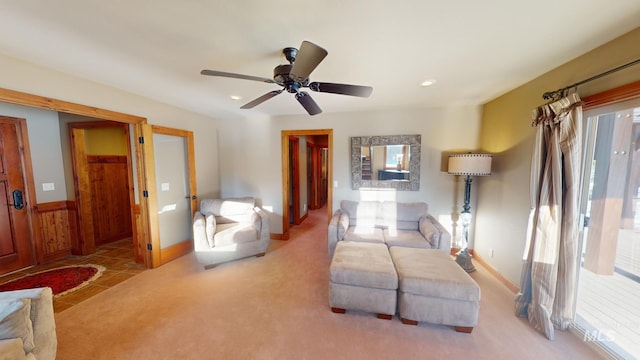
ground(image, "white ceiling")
xmin=1 ymin=1 xmax=639 ymax=119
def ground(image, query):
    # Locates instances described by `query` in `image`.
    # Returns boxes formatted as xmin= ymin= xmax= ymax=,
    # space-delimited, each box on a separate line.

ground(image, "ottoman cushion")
xmin=330 ymin=242 xmax=397 ymax=290
xmin=390 ymin=247 xmax=480 ymax=301
xmin=384 ymin=229 xmax=433 ymax=249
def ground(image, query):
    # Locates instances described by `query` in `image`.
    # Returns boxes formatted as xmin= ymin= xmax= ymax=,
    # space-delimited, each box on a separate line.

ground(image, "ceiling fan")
xmin=201 ymin=41 xmax=373 ymax=116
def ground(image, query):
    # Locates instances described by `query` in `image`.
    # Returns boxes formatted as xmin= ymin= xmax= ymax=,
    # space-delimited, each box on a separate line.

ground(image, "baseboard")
xmin=160 ymin=240 xmax=193 ymax=266
xmin=472 ymin=252 xmax=520 ymax=294
xmin=270 ymin=232 xmax=289 ymax=240
xmin=451 ymin=247 xmax=519 ymax=294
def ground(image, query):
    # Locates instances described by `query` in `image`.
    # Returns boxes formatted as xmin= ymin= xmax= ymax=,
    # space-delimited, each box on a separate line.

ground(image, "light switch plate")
xmin=161 ymin=182 xmax=170 ymax=191
xmin=42 ymin=182 xmax=55 ymax=191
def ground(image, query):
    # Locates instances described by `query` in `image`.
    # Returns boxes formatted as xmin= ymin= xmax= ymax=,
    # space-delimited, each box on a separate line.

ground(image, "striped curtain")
xmin=515 ymin=93 xmax=583 ymax=340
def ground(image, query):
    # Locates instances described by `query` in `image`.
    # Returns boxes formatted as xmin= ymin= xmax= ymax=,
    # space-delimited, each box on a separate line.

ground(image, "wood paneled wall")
xmin=35 ymin=201 xmax=77 ymax=262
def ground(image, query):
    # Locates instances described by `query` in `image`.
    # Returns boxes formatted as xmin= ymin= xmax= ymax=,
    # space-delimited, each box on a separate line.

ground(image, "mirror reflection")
xmin=351 ymin=134 xmax=421 ymax=191
xmin=360 ymin=145 xmax=410 ymax=181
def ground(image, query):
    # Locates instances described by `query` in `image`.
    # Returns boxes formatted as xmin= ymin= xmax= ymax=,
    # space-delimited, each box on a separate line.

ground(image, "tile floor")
xmin=0 ymin=238 xmax=146 ymax=313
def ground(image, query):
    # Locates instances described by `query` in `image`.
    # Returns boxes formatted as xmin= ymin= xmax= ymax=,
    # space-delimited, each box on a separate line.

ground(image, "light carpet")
xmin=55 ymin=208 xmax=604 ymax=359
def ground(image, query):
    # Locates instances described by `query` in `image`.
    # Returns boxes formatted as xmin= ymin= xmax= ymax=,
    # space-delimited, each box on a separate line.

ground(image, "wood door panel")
xmin=88 ymin=155 xmax=132 ymax=245
xmin=0 ymin=119 xmax=33 ymax=274
xmin=0 ymin=181 xmax=17 ymax=257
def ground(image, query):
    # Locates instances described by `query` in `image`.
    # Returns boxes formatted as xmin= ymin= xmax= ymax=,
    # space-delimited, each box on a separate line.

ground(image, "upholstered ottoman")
xmin=329 ymin=241 xmax=398 ymax=319
xmin=390 ymin=247 xmax=480 ymax=333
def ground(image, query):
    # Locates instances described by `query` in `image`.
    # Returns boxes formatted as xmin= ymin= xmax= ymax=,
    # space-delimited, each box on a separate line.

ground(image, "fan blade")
xmin=295 ymin=91 xmax=322 ymax=115
xmin=290 ymin=41 xmax=328 ymax=82
xmin=240 ymin=89 xmax=284 ymax=109
xmin=309 ymin=82 xmax=373 ymax=97
xmin=201 ymin=69 xmax=275 ymax=84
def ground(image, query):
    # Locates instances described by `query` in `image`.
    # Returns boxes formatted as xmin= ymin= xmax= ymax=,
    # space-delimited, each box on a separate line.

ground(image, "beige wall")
xmin=477 ymin=27 xmax=640 ymax=286
xmin=85 ymin=127 xmax=127 ymax=155
xmin=218 ymin=105 xmax=483 ymax=237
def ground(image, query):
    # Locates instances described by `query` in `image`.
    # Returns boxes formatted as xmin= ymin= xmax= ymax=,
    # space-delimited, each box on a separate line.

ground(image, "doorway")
xmin=69 ymin=121 xmax=137 ymax=259
xmin=281 ymin=129 xmax=333 ymax=239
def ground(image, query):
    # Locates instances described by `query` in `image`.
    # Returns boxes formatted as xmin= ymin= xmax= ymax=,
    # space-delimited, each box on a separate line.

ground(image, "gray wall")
xmin=0 ymin=102 xmax=66 ymax=203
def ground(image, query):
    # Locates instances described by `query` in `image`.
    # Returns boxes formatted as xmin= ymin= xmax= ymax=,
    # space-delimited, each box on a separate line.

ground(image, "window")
xmin=384 ymin=145 xmax=408 ymax=170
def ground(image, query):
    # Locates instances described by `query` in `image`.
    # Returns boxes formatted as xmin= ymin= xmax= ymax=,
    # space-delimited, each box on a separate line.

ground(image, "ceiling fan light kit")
xmin=201 ymin=41 xmax=373 ymax=115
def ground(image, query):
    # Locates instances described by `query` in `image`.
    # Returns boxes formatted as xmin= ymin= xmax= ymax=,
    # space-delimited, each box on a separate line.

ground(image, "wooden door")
xmin=87 ymin=155 xmax=133 ymax=246
xmin=0 ymin=117 xmax=34 ymax=274
xmin=289 ymin=136 xmax=300 ymax=225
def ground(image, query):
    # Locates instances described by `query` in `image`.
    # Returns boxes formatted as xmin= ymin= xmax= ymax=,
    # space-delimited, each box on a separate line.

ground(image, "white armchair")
xmin=193 ymin=197 xmax=270 ymax=269
xmin=0 ymin=287 xmax=57 ymax=360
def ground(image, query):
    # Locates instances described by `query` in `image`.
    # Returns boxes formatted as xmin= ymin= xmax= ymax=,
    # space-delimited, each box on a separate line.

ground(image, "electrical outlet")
xmin=303 ymin=203 xmax=307 ymax=211
xmin=490 ymin=248 xmax=495 ymax=258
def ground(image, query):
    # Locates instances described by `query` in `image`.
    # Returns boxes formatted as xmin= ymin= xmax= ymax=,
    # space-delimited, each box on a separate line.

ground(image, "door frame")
xmin=307 ymin=140 xmax=315 ymax=210
xmin=142 ymin=125 xmax=197 ymax=266
xmin=280 ymin=129 xmax=333 ymax=240
xmin=289 ymin=136 xmax=301 ymax=225
xmin=68 ymin=121 xmax=136 ymax=257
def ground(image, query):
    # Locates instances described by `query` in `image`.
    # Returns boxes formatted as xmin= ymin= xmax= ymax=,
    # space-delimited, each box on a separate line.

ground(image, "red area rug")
xmin=0 ymin=264 xmax=105 ymax=297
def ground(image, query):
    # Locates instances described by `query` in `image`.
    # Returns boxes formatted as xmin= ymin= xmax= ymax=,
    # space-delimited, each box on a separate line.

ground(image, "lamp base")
xmin=455 ymin=249 xmax=476 ymax=273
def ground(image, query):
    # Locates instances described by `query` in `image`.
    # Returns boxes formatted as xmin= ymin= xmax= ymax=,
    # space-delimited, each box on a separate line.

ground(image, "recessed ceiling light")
xmin=419 ymin=79 xmax=437 ymax=87
xmin=230 ymin=95 xmax=243 ymax=101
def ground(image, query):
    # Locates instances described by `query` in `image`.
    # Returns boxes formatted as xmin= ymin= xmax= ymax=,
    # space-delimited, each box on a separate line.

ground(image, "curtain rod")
xmin=542 ymin=58 xmax=640 ymax=100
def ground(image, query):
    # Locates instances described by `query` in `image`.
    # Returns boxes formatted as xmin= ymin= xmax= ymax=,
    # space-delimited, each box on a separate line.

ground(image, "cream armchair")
xmin=0 ymin=287 xmax=57 ymax=360
xmin=193 ymin=197 xmax=270 ymax=269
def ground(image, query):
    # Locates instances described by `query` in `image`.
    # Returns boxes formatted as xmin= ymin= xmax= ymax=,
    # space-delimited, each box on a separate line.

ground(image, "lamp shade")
xmin=448 ymin=154 xmax=492 ymax=176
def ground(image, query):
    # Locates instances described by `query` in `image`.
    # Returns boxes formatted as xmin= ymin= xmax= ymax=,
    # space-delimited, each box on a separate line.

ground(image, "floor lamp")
xmin=447 ymin=154 xmax=492 ymax=272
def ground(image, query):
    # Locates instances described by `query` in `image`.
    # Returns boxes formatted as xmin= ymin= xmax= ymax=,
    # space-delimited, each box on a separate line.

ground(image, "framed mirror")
xmin=351 ymin=134 xmax=421 ymax=191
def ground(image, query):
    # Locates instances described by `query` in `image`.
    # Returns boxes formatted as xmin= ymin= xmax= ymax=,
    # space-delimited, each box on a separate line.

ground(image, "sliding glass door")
xmin=575 ymin=99 xmax=640 ymax=359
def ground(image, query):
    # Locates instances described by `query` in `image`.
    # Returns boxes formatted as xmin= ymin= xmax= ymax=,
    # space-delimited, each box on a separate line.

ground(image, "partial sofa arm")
xmin=419 ymin=215 xmax=452 ymax=253
xmin=193 ymin=211 xmax=215 ymax=251
xmin=253 ymin=207 xmax=271 ymax=243
xmin=0 ymin=339 xmax=29 ymax=360
xmin=0 ymin=288 xmax=57 ymax=360
xmin=328 ymin=209 xmax=348 ymax=259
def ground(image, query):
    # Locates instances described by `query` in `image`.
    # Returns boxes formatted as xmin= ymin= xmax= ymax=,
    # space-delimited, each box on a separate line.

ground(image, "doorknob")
xmin=9 ymin=190 xmax=25 ymax=210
